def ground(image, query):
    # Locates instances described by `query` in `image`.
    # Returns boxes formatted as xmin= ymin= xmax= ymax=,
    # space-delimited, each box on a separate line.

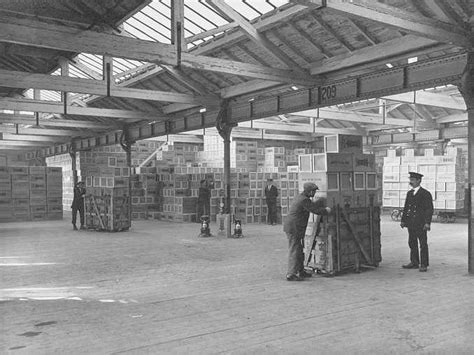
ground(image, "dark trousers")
xmin=197 ymin=200 xmax=211 ymax=220
xmin=267 ymin=201 xmax=277 ymax=224
xmin=72 ymin=205 xmax=84 ymax=227
xmin=408 ymin=227 xmax=429 ymax=266
xmin=286 ymin=232 xmax=304 ymax=276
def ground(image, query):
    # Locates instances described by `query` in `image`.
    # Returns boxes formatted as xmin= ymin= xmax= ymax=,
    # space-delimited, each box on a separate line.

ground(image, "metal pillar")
xmin=458 ymin=51 xmax=474 ymax=275
xmin=120 ymin=127 xmax=134 ymax=227
xmin=68 ymin=144 xmax=78 ymax=186
xmin=216 ymin=100 xmax=234 ymax=238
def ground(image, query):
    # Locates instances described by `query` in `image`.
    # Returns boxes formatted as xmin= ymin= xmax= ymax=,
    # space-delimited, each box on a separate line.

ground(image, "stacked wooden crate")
xmin=297 ymin=135 xmax=379 ymax=209
xmin=262 ymin=147 xmax=286 ymax=172
xmin=85 ymin=187 xmax=130 ymax=231
xmin=0 ymin=166 xmax=63 ymax=222
xmin=382 ymin=147 xmax=465 ymax=212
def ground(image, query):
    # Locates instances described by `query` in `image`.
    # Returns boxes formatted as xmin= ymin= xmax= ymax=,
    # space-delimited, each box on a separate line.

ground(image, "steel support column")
xmin=216 ymin=100 xmax=234 ymax=238
xmin=120 ymin=127 xmax=134 ymax=228
xmin=68 ymin=143 xmax=78 ymax=186
xmin=459 ymin=51 xmax=474 ymax=275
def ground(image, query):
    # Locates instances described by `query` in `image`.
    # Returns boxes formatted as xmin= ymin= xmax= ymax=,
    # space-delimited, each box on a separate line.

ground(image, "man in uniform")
xmin=265 ymin=178 xmax=278 ymax=225
xmin=71 ymin=181 xmax=86 ymax=230
xmin=400 ymin=172 xmax=434 ymax=272
xmin=283 ymin=182 xmax=331 ymax=281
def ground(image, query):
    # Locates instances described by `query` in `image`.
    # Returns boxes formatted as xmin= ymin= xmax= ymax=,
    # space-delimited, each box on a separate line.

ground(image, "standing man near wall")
xmin=400 ymin=172 xmax=434 ymax=272
xmin=283 ymin=182 xmax=331 ymax=281
xmin=265 ymin=178 xmax=278 ymax=225
xmin=71 ymin=181 xmax=86 ymax=230
xmin=197 ymin=178 xmax=213 ymax=221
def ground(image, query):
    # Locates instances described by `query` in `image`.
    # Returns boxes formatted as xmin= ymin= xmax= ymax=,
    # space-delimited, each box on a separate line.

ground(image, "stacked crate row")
xmin=0 ymin=166 xmax=63 ymax=222
xmin=45 ymin=154 xmax=80 ymax=210
xmin=297 ymin=135 xmax=380 ymax=209
xmin=382 ymin=148 xmax=465 ymax=210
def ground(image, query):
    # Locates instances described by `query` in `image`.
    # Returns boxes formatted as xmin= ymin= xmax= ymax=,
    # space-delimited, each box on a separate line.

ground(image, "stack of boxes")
xmin=263 ymin=147 xmax=286 ymax=172
xmin=382 ymin=147 xmax=465 ymax=211
xmin=297 ymin=135 xmax=379 ymax=208
xmin=0 ymin=166 xmax=63 ymax=222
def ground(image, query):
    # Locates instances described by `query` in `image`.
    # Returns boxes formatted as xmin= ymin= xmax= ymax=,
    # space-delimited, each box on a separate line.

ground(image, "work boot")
xmin=402 ymin=262 xmax=419 ymax=269
xmin=286 ymin=274 xmax=304 ymax=281
xmin=298 ymin=270 xmax=313 ymax=278
xmin=73 ymin=224 xmax=78 ymax=231
xmin=419 ymin=265 xmax=428 ymax=272
xmin=80 ymin=225 xmax=86 ymax=230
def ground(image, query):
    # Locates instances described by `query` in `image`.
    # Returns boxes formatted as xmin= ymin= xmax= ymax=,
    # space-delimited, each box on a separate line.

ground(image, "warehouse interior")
xmin=1 ymin=0 xmax=473 ymax=353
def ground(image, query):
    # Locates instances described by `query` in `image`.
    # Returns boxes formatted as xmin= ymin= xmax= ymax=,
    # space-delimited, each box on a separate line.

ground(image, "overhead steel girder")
xmin=368 ymin=126 xmax=467 ymax=146
xmin=21 ymin=52 xmax=466 ymax=159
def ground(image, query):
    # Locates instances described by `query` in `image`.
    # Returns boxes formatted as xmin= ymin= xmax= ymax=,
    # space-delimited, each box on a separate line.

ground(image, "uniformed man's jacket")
xmin=283 ymin=194 xmax=328 ymax=235
xmin=401 ymin=186 xmax=433 ymax=228
xmin=72 ymin=186 xmax=86 ymax=208
xmin=265 ymin=185 xmax=278 ymax=203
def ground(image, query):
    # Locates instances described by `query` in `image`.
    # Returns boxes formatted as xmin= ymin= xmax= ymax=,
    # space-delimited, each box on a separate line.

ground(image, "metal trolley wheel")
xmin=390 ymin=209 xmax=402 ymax=221
xmin=437 ymin=211 xmax=456 ymax=223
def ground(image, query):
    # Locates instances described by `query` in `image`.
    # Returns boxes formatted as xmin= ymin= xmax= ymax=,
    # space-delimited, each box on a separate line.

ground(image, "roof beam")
xmin=382 ymin=91 xmax=466 ymax=110
xmin=0 ymin=125 xmax=86 ymax=136
xmin=310 ymin=35 xmax=438 ymax=75
xmin=239 ymin=119 xmax=364 ymax=135
xmin=0 ymin=113 xmax=118 ymax=129
xmin=206 ymin=0 xmax=305 ymax=71
xmin=1 ymin=133 xmax=69 ymax=143
xmin=0 ymin=140 xmax=59 ymax=147
xmin=436 ymin=112 xmax=467 ymax=124
xmin=0 ymin=97 xmax=163 ymax=121
xmin=0 ymin=16 xmax=312 ymax=84
xmin=293 ymin=108 xmax=413 ymax=126
xmin=185 ymin=23 xmax=239 ymax=44
xmin=0 ymin=69 xmax=216 ymax=105
xmin=323 ymin=0 xmax=470 ymax=47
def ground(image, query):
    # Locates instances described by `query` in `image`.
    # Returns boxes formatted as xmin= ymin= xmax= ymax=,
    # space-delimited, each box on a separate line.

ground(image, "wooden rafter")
xmin=0 ymin=97 xmax=164 ymax=121
xmin=0 ymin=16 xmax=314 ymax=85
xmin=0 ymin=69 xmax=217 ymax=105
xmin=322 ymin=0 xmax=470 ymax=47
xmin=0 ymin=112 xmax=119 ymax=129
xmin=310 ymin=35 xmax=438 ymax=75
xmin=206 ymin=0 xmax=306 ymax=72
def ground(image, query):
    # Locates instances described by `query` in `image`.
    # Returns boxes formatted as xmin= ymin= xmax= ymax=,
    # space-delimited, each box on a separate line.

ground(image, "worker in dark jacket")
xmin=265 ymin=178 xmax=279 ymax=225
xmin=400 ymin=172 xmax=434 ymax=272
xmin=71 ymin=181 xmax=86 ymax=230
xmin=197 ymin=179 xmax=213 ymax=221
xmin=283 ymin=182 xmax=331 ymax=281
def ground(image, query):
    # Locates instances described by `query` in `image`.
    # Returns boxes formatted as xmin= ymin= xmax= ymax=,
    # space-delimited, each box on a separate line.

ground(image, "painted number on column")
xmin=320 ymin=85 xmax=337 ymax=102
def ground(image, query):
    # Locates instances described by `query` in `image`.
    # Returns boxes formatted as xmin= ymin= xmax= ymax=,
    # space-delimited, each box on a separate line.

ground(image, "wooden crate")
xmin=85 ymin=187 xmax=131 ymax=232
xmin=304 ymin=206 xmax=381 ymax=276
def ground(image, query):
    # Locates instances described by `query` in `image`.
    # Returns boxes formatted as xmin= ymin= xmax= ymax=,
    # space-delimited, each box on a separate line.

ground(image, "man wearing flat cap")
xmin=283 ymin=182 xmax=331 ymax=281
xmin=265 ymin=178 xmax=279 ymax=225
xmin=400 ymin=172 xmax=434 ymax=272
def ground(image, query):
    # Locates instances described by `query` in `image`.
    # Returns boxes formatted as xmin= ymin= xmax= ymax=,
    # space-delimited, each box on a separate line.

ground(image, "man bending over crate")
xmin=284 ymin=182 xmax=331 ymax=281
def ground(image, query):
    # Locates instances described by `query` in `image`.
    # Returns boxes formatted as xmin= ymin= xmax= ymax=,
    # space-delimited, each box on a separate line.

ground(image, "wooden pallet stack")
xmin=0 ymin=166 xmax=63 ymax=222
xmin=297 ymin=135 xmax=380 ymax=209
xmin=382 ymin=147 xmax=465 ymax=213
xmin=85 ymin=187 xmax=131 ymax=231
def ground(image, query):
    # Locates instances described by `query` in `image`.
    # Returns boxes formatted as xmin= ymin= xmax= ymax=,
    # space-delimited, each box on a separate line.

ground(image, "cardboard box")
xmin=313 ymin=153 xmax=353 ymax=172
xmin=324 ymin=134 xmax=363 ymax=154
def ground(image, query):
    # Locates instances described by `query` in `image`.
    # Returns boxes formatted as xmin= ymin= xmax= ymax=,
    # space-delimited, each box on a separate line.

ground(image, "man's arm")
xmin=303 ymin=199 xmax=330 ymax=215
xmin=423 ymin=190 xmax=434 ymax=226
xmin=400 ymin=192 xmax=409 ymax=227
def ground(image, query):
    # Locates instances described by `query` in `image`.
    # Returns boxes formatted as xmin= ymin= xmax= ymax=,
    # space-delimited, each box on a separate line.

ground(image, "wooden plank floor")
xmin=1 ymin=215 xmax=473 ymax=354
